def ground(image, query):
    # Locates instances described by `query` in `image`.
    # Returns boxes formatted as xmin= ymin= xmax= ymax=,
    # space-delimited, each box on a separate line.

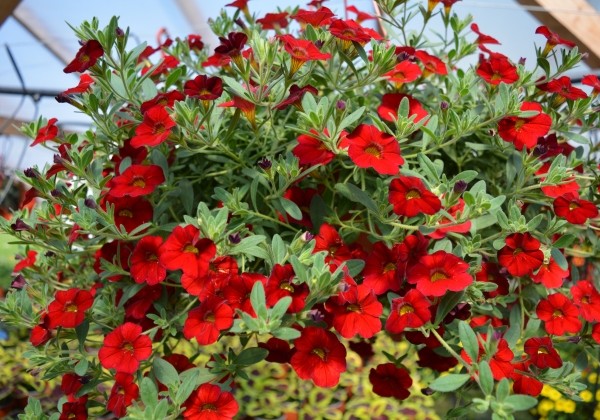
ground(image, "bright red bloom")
xmin=536 ymin=162 xmax=580 ymax=198
xmin=571 ymin=280 xmax=600 ymax=322
xmin=428 ymin=198 xmax=471 ymax=239
xmin=62 ymin=73 xmax=94 ymax=95
xmin=279 ymin=34 xmax=331 ymax=75
xmin=582 ymin=74 xmax=600 ymax=96
xmin=47 ymin=288 xmax=94 ymax=329
xmin=476 ymin=53 xmax=518 ymax=85
xmin=553 ymin=193 xmax=598 ymax=224
xmin=531 ymin=256 xmax=569 ymax=288
xmin=329 ymin=19 xmax=373 ymax=47
xmin=31 ymin=118 xmax=59 ymax=147
xmin=183 ymin=75 xmax=223 ymax=101
xmin=377 ymin=93 xmax=428 ymax=123
xmin=407 ymin=251 xmax=473 ymax=297
xmin=130 ymin=236 xmax=166 ymax=285
xmin=140 ymin=91 xmax=185 ymax=114
xmin=108 ymin=164 xmax=165 ymax=197
xmin=498 ymin=102 xmax=551 ymax=150
xmin=290 ymin=326 xmax=347 ymax=388
xmin=225 ymin=0 xmax=248 ymax=11
xmin=181 ymin=255 xmax=237 ymax=299
xmin=64 ymin=39 xmax=104 ymax=73
xmin=537 ymin=76 xmax=587 ymax=101
xmin=131 ymin=106 xmax=176 ymax=148
xmin=414 ymin=50 xmax=448 ymax=75
xmin=347 ymin=5 xmax=375 ymax=23
xmin=123 ymin=285 xmax=162 ymax=321
xmin=385 ymin=289 xmax=431 ymax=334
xmin=105 ymin=195 xmax=153 ymax=234
xmin=183 ymin=297 xmax=234 ymax=345
xmin=362 ymin=241 xmax=403 ymax=294
xmin=384 ymin=60 xmax=422 ymax=86
xmin=475 ymin=262 xmax=509 ymax=299
xmin=61 ymin=373 xmax=85 ymax=396
xmin=13 ymin=250 xmax=37 ymax=272
xmin=313 ymin=223 xmax=352 ymax=265
xmin=535 ymin=25 xmax=576 ymax=56
xmin=536 ymin=293 xmax=582 ymax=336
xmin=471 ymin=23 xmax=500 ymax=46
xmin=257 ymin=12 xmax=289 ymax=30
xmin=388 ymin=175 xmax=442 ymax=217
xmin=592 ymin=323 xmax=600 ymax=344
xmin=512 ymin=358 xmax=543 ymax=396
xmin=159 ymin=225 xmax=216 ymax=279
xmin=369 ymin=363 xmax=412 ymax=400
xmin=187 ymin=34 xmax=204 ymax=51
xmin=107 ymin=373 xmax=139 ymax=418
xmin=461 ymin=335 xmax=514 ymax=380
xmin=524 ymin=336 xmax=562 ymax=369
xmin=325 ymin=282 xmax=383 ymax=339
xmin=223 ymin=272 xmax=268 ymax=317
xmin=274 ymin=84 xmax=318 ymax=110
xmin=98 ymin=322 xmax=152 ymax=373
xmin=293 ymin=130 xmax=335 ymax=167
xmin=59 ymin=397 xmax=88 ymax=420
xmin=219 ymin=95 xmax=256 ymax=126
xmin=292 ymin=7 xmax=334 ymax=27
xmin=497 ymin=232 xmax=544 ymax=277
xmin=265 ymin=263 xmax=308 ymax=313
xmin=31 ymin=312 xmax=52 ymax=346
xmin=183 ymin=383 xmax=239 ymax=420
xmin=346 ymin=124 xmax=404 ymax=175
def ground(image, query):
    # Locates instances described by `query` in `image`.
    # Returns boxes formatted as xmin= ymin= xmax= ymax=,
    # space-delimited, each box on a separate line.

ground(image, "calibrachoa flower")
xmin=293 ymin=129 xmax=335 ymax=167
xmin=59 ymin=397 xmax=88 ymax=420
xmin=274 ymin=84 xmax=318 ymax=110
xmin=377 ymin=93 xmax=428 ymax=123
xmin=130 ymin=235 xmax=166 ymax=285
xmin=537 ymin=76 xmax=587 ymax=101
xmin=183 ymin=297 xmax=234 ymax=345
xmin=461 ymin=335 xmax=515 ymax=380
xmin=64 ymin=39 xmax=104 ymax=73
xmin=183 ymin=75 xmax=223 ymax=102
xmin=362 ymin=241 xmax=403 ymax=294
xmin=476 ymin=52 xmax=518 ymax=85
xmin=535 ymin=25 xmax=576 ymax=56
xmin=497 ymin=232 xmax=544 ymax=277
xmin=265 ymin=263 xmax=308 ymax=313
xmin=388 ymin=175 xmax=442 ymax=217
xmin=62 ymin=73 xmax=94 ymax=95
xmin=106 ymin=195 xmax=153 ymax=233
xmin=385 ymin=289 xmax=431 ymax=334
xmin=131 ymin=106 xmax=176 ymax=148
xmin=369 ymin=363 xmax=412 ymax=400
xmin=531 ymin=256 xmax=569 ymax=288
xmin=536 ymin=293 xmax=582 ymax=336
xmin=223 ymin=272 xmax=267 ymax=317
xmin=553 ymin=193 xmax=598 ymax=224
xmin=98 ymin=322 xmax=152 ymax=374
xmin=159 ymin=224 xmax=216 ymax=280
xmin=582 ymin=74 xmax=600 ymax=96
xmin=471 ymin=23 xmax=500 ymax=47
xmin=107 ymin=373 xmax=139 ymax=418
xmin=571 ymin=280 xmax=600 ymax=322
xmin=524 ymin=336 xmax=563 ymax=369
xmin=278 ymin=34 xmax=331 ymax=75
xmin=407 ymin=250 xmax=473 ymax=297
xmin=13 ymin=249 xmax=37 ymax=272
xmin=108 ymin=164 xmax=165 ymax=197
xmin=384 ymin=60 xmax=422 ymax=87
xmin=257 ymin=11 xmax=289 ymax=30
xmin=345 ymin=124 xmax=404 ymax=175
xmin=47 ymin=288 xmax=94 ymax=328
xmin=292 ymin=7 xmax=334 ymax=27
xmin=497 ymin=101 xmax=551 ymax=150
xmin=31 ymin=117 xmax=59 ymax=147
xmin=290 ymin=326 xmax=347 ymax=388
xmin=182 ymin=383 xmax=239 ymax=419
xmin=313 ymin=223 xmax=352 ymax=265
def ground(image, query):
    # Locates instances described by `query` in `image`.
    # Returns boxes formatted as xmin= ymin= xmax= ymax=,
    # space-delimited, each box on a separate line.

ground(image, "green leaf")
xmin=140 ymin=77 xmax=158 ymax=101
xmin=153 ymin=357 xmax=179 ymax=387
xmin=237 ymin=347 xmax=268 ymax=365
xmin=74 ymin=359 xmax=88 ymax=377
xmin=451 ymin=170 xmax=478 ymax=184
xmin=344 ymin=259 xmax=365 ymax=277
xmin=75 ymin=319 xmax=89 ymax=349
xmin=478 ymin=360 xmax=494 ymax=396
xmin=504 ymin=395 xmax=538 ymax=411
xmin=429 ymin=374 xmax=471 ymax=392
xmin=417 ymin=153 xmax=441 ymax=182
xmin=250 ymin=281 xmax=267 ymax=319
xmin=140 ymin=376 xmax=158 ymax=409
xmin=434 ymin=291 xmax=465 ymax=325
xmin=271 ymin=234 xmax=287 ymax=264
xmin=334 ymin=183 xmax=378 ymax=213
xmin=230 ymin=235 xmax=268 ymax=259
xmin=270 ymin=296 xmax=292 ymax=320
xmin=280 ymin=197 xmax=303 ymax=220
xmin=179 ymin=180 xmax=194 ymax=215
xmin=553 ymin=234 xmax=576 ymax=249
xmin=272 ymin=327 xmax=301 ymax=340
xmin=551 ymin=248 xmax=568 ymax=270
xmin=496 ymin=378 xmax=510 ymax=402
xmin=339 ymin=106 xmax=366 ymax=130
xmin=153 ymin=399 xmax=169 ymax=418
xmin=458 ymin=321 xmax=479 ymax=365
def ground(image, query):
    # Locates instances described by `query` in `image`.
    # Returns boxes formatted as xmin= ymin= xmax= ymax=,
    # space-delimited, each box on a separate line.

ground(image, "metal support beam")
xmin=516 ymin=0 xmax=600 ymax=68
xmin=0 ymin=0 xmax=21 ymax=27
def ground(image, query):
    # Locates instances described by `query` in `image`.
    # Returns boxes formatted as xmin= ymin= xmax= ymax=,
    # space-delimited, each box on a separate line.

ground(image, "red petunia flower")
xmin=475 ymin=262 xmax=509 ymax=299
xmin=61 ymin=373 xmax=85 ymax=396
xmin=214 ymin=32 xmax=248 ymax=67
xmin=159 ymin=225 xmax=216 ymax=280
xmin=388 ymin=175 xmax=441 ymax=217
xmin=385 ymin=289 xmax=431 ymax=334
xmin=292 ymin=7 xmax=334 ymax=27
xmin=265 ymin=263 xmax=308 ymax=313
xmin=471 ymin=23 xmax=500 ymax=46
xmin=290 ymin=326 xmax=347 ymax=388
xmin=523 ymin=336 xmax=562 ymax=369
xmin=223 ymin=272 xmax=268 ymax=317
xmin=130 ymin=236 xmax=166 ymax=285
xmin=345 ymin=124 xmax=404 ymax=175
xmin=497 ymin=232 xmax=544 ymax=277
xmin=13 ymin=250 xmax=37 ymax=272
xmin=131 ymin=106 xmax=176 ymax=148
xmin=31 ymin=118 xmax=59 ymax=147
xmin=259 ymin=337 xmax=293 ymax=364
xmin=537 ymin=76 xmax=587 ymax=101
xmin=347 ymin=5 xmax=375 ymax=23
xmin=329 ymin=19 xmax=374 ymax=49
xmin=64 ymin=39 xmax=104 ymax=73
xmin=31 ymin=312 xmax=52 ymax=346
xmin=219 ymin=95 xmax=257 ymax=127
xmin=461 ymin=335 xmax=514 ymax=380
xmin=553 ymin=193 xmax=598 ymax=224
xmin=59 ymin=397 xmax=88 ymax=420
xmin=535 ymin=26 xmax=576 ymax=56
xmin=512 ymin=358 xmax=543 ymax=397
xmin=257 ymin=12 xmax=289 ymax=30
xmin=293 ymin=129 xmax=338 ymax=167
xmin=582 ymin=74 xmax=600 ymax=96
xmin=384 ymin=60 xmax=422 ymax=87
xmin=571 ymin=280 xmax=600 ymax=322
xmin=123 ymin=285 xmax=162 ymax=321
xmin=47 ymin=288 xmax=94 ymax=329
xmin=407 ymin=250 xmax=473 ymax=297
xmin=183 ymin=75 xmax=224 ymax=102
xmin=98 ymin=322 xmax=153 ymax=373
xmin=369 ymin=363 xmax=412 ymax=400
xmin=105 ymin=195 xmax=153 ymax=234
xmin=414 ymin=50 xmax=448 ymax=76
xmin=187 ymin=34 xmax=204 ymax=51
xmin=497 ymin=102 xmax=551 ymax=150
xmin=62 ymin=73 xmax=94 ymax=95
xmin=325 ymin=281 xmax=383 ymax=339
xmin=377 ymin=93 xmax=428 ymax=124
xmin=279 ymin=34 xmax=331 ymax=75
xmin=140 ymin=90 xmax=185 ymax=114
xmin=531 ymin=256 xmax=569 ymax=288
xmin=592 ymin=323 xmax=600 ymax=344
xmin=536 ymin=293 xmax=582 ymax=336
xmin=476 ymin=53 xmax=518 ymax=85
xmin=362 ymin=241 xmax=403 ymax=295
xmin=313 ymin=223 xmax=352 ymax=265
xmin=108 ymin=164 xmax=165 ymax=198
xmin=107 ymin=373 xmax=139 ymax=418
xmin=274 ymin=84 xmax=318 ymax=111
xmin=183 ymin=297 xmax=234 ymax=345
xmin=428 ymin=198 xmax=471 ymax=239
xmin=536 ymin=162 xmax=580 ymax=198
xmin=181 ymin=255 xmax=237 ymax=300
xmin=183 ymin=383 xmax=239 ymax=419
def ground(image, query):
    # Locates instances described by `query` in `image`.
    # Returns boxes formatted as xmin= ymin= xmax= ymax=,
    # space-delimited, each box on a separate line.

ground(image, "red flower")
xmin=223 ymin=272 xmax=267 ymax=317
xmin=592 ymin=323 xmax=600 ymax=344
xmin=108 ymin=164 xmax=165 ymax=197
xmin=475 ymin=262 xmax=509 ymax=299
xmin=407 ymin=251 xmax=473 ymax=297
xmin=31 ymin=312 xmax=52 ymax=346
xmin=461 ymin=335 xmax=514 ymax=380
xmin=94 ymin=241 xmax=133 ymax=282
xmin=107 ymin=373 xmax=139 ymax=418
xmin=187 ymin=34 xmax=204 ymax=51
xmin=377 ymin=93 xmax=428 ymax=123
xmin=290 ymin=326 xmax=347 ymax=388
xmin=537 ymin=76 xmax=587 ymax=101
xmin=47 ymin=288 xmax=94 ymax=329
xmin=265 ymin=263 xmax=308 ymax=313
xmin=183 ymin=383 xmax=239 ymax=419
xmin=59 ymin=397 xmax=88 ymax=420
xmin=214 ymin=32 xmax=248 ymax=66
xmin=62 ymin=74 xmax=94 ymax=95
xmin=471 ymin=23 xmax=500 ymax=46
xmin=183 ymin=297 xmax=234 ymax=345
xmin=498 ymin=102 xmax=551 ymax=150
xmin=553 ymin=193 xmax=598 ymax=224
xmin=347 ymin=5 xmax=375 ymax=23
xmin=293 ymin=130 xmax=335 ymax=167
xmin=140 ymin=91 xmax=185 ymax=114
xmin=274 ymin=84 xmax=318 ymax=110
xmin=531 ymin=257 xmax=569 ymax=288
xmin=524 ymin=336 xmax=562 ymax=369
xmin=388 ymin=175 xmax=441 ymax=217
xmin=428 ymin=198 xmax=471 ymax=239
xmin=183 ymin=75 xmax=223 ymax=101
xmin=536 ymin=293 xmax=582 ymax=335
xmin=259 ymin=337 xmax=293 ymax=364
xmin=279 ymin=34 xmax=331 ymax=75
xmin=384 ymin=60 xmax=422 ymax=86
xmin=497 ymin=232 xmax=544 ymax=277
xmin=131 ymin=106 xmax=176 ymax=148
xmin=362 ymin=241 xmax=403 ymax=294
xmin=130 ymin=236 xmax=167 ymax=286
xmin=329 ymin=19 xmax=374 ymax=48
xmin=325 ymin=281 xmax=383 ymax=339
xmin=181 ymin=255 xmax=237 ymax=299
xmin=98 ymin=322 xmax=152 ymax=373
xmin=292 ymin=7 xmax=334 ymax=27
xmin=369 ymin=363 xmax=412 ymax=400
xmin=414 ymin=50 xmax=448 ymax=76
xmin=571 ymin=280 xmax=600 ymax=322
xmin=512 ymin=359 xmax=543 ymax=397
xmin=219 ymin=95 xmax=257 ymax=127
xmin=535 ymin=26 xmax=576 ymax=56
xmin=537 ymin=162 xmax=579 ymax=198
xmin=124 ymin=285 xmax=162 ymax=321
xmin=61 ymin=373 xmax=85 ymax=396
xmin=159 ymin=225 xmax=216 ymax=279
xmin=582 ymin=74 xmax=600 ymax=96
xmin=476 ymin=53 xmax=518 ymax=85
xmin=64 ymin=39 xmax=104 ymax=73
xmin=257 ymin=12 xmax=289 ymax=30
xmin=105 ymin=195 xmax=153 ymax=234
xmin=313 ymin=223 xmax=352 ymax=265
xmin=31 ymin=118 xmax=59 ymax=147
xmin=385 ymin=289 xmax=431 ymax=334
xmin=346 ymin=124 xmax=404 ymax=175
xmin=13 ymin=250 xmax=37 ymax=272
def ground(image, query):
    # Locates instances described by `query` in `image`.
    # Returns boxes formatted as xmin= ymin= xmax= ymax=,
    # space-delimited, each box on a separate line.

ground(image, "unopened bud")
xmin=11 ymin=274 xmax=27 ymax=289
xmin=11 ymin=219 xmax=31 ymax=231
xmin=84 ymin=198 xmax=97 ymax=209
xmin=518 ymin=57 xmax=526 ymax=66
xmin=50 ymin=189 xmax=61 ymax=197
xmin=24 ymin=168 xmax=38 ymax=179
xmin=228 ymin=233 xmax=241 ymax=244
xmin=257 ymin=157 xmax=272 ymax=170
xmin=453 ymin=180 xmax=468 ymax=194
xmin=440 ymin=101 xmax=449 ymax=110
xmin=336 ymin=100 xmax=346 ymax=110
xmin=301 ymin=231 xmax=315 ymax=242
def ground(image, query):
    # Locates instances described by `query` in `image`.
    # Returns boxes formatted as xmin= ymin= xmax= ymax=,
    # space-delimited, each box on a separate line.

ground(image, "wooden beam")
xmin=0 ymin=0 xmax=20 ymax=27
xmin=516 ymin=0 xmax=600 ymax=68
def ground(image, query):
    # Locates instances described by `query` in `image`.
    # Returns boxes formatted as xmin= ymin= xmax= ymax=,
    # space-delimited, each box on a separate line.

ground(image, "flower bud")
xmin=11 ymin=219 xmax=31 ymax=231
xmin=11 ymin=274 xmax=27 ymax=289
xmin=453 ymin=180 xmax=468 ymax=194
xmin=257 ymin=157 xmax=272 ymax=170
xmin=50 ymin=189 xmax=62 ymax=197
xmin=24 ymin=168 xmax=38 ymax=179
xmin=440 ymin=101 xmax=449 ymax=110
xmin=308 ymin=309 xmax=324 ymax=322
xmin=228 ymin=233 xmax=241 ymax=244
xmin=336 ymin=100 xmax=346 ymax=110
xmin=84 ymin=197 xmax=97 ymax=209
xmin=300 ymin=231 xmax=315 ymax=242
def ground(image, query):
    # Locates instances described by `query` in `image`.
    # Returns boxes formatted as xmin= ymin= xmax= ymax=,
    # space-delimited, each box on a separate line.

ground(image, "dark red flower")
xmin=553 ymin=193 xmax=598 ymax=224
xmin=64 ymin=39 xmax=104 ymax=73
xmin=105 ymin=195 xmax=153 ymax=234
xmin=275 ymin=84 xmax=318 ymax=111
xmin=535 ymin=26 xmax=576 ymax=56
xmin=293 ymin=129 xmax=335 ymax=167
xmin=313 ymin=223 xmax=352 ymax=265
xmin=62 ymin=73 xmax=94 ymax=95
xmin=325 ymin=281 xmax=382 ymax=339
xmin=223 ymin=272 xmax=267 ymax=317
xmin=31 ymin=118 xmax=59 ymax=147
xmin=346 ymin=124 xmax=404 ymax=175
xmin=461 ymin=335 xmax=514 ymax=380
xmin=258 ymin=337 xmax=293 ymax=364
xmin=98 ymin=322 xmax=152 ymax=373
xmin=362 ymin=241 xmax=403 ymax=294
xmin=475 ymin=262 xmax=509 ymax=299
xmin=131 ymin=106 xmax=176 ymax=148
xmin=159 ymin=225 xmax=216 ymax=279
xmin=536 ymin=293 xmax=582 ymax=336
xmin=183 ymin=297 xmax=234 ymax=345
xmin=388 ymin=175 xmax=441 ymax=217
xmin=512 ymin=358 xmax=543 ymax=396
xmin=497 ymin=232 xmax=544 ymax=277
xmin=476 ymin=53 xmax=518 ymax=85
xmin=61 ymin=373 xmax=85 ymax=396
xmin=531 ymin=257 xmax=569 ymax=288
xmin=265 ymin=263 xmax=308 ymax=313
xmin=407 ymin=251 xmax=473 ymax=297
xmin=182 ymin=383 xmax=239 ymax=419
xmin=537 ymin=76 xmax=587 ymax=101
xmin=59 ymin=397 xmax=88 ymax=420
xmin=257 ymin=12 xmax=289 ymax=30
xmin=369 ymin=363 xmax=412 ymax=400
xmin=94 ymin=240 xmax=133 ymax=282
xmin=47 ymin=288 xmax=94 ymax=329
xmin=498 ymin=102 xmax=551 ymax=150
xmin=187 ymin=34 xmax=204 ymax=51
xmin=290 ymin=326 xmax=347 ymax=388
xmin=377 ymin=93 xmax=428 ymax=123
xmin=385 ymin=289 xmax=431 ymax=334
xmin=183 ymin=75 xmax=224 ymax=102
xmin=292 ymin=7 xmax=334 ymax=27
xmin=124 ymin=285 xmax=162 ymax=321
xmin=524 ymin=336 xmax=562 ymax=369
xmin=571 ymin=280 xmax=600 ymax=322
xmin=31 ymin=312 xmax=52 ymax=346
xmin=108 ymin=164 xmax=165 ymax=197
xmin=140 ymin=91 xmax=185 ymax=114
xmin=130 ymin=236 xmax=166 ymax=285
xmin=214 ymin=32 xmax=248 ymax=66
xmin=582 ymin=74 xmax=600 ymax=96
xmin=107 ymin=373 xmax=139 ymax=418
